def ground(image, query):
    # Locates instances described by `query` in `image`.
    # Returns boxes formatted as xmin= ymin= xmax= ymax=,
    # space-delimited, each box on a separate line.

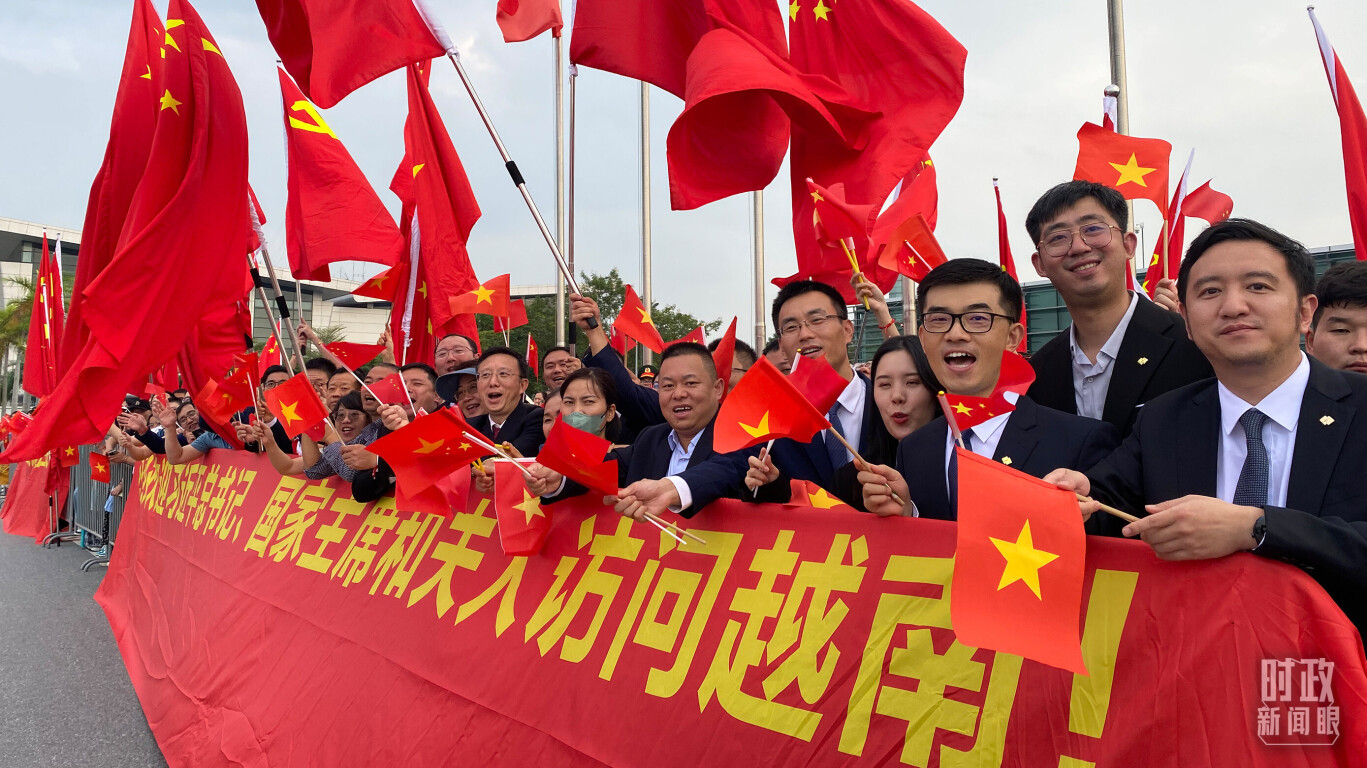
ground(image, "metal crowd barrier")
xmin=24 ymin=444 xmax=135 ymax=569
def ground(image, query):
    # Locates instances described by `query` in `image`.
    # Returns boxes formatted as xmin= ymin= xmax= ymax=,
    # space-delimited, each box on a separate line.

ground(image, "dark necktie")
xmin=1232 ymin=408 xmax=1270 ymax=507
xmin=491 ymin=423 xmax=502 ymax=442
xmin=825 ymin=404 xmax=848 ymax=469
xmin=948 ymin=432 xmax=974 ymax=518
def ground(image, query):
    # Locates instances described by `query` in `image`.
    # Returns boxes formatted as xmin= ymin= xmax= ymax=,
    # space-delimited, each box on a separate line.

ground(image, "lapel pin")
xmin=1137 ymin=357 xmax=1149 ymax=365
xmin=1320 ymin=415 xmax=1335 ymax=426
xmin=1001 ymin=456 xmax=1013 ymax=466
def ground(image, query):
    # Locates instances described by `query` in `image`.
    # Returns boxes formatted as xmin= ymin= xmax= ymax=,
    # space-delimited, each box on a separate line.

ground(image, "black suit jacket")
xmin=1086 ymin=359 xmax=1367 ymax=630
xmin=768 ymin=373 xmax=878 ymax=490
xmin=1028 ymin=296 xmax=1213 ymax=437
xmin=897 ymin=395 xmax=1119 ymax=521
xmin=584 ymin=346 xmax=664 ymax=442
xmin=471 ymin=401 xmax=544 ymax=458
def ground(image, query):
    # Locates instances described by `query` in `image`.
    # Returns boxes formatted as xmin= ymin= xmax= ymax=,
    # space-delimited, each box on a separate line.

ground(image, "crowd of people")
xmin=86 ymin=180 xmax=1367 ymax=633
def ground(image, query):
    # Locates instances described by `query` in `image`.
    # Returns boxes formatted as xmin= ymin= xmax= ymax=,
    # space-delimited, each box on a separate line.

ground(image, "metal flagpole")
xmin=247 ymin=199 xmax=307 ymax=374
xmin=554 ymin=34 xmax=567 ymax=348
xmin=752 ymin=192 xmax=765 ymax=348
xmin=901 ymin=276 xmax=915 ymax=335
xmin=568 ymin=62 xmax=579 ymax=349
xmin=247 ymin=253 xmax=298 ymax=377
xmin=1106 ymin=0 xmax=1138 ymax=275
xmin=640 ymin=82 xmax=653 ymax=366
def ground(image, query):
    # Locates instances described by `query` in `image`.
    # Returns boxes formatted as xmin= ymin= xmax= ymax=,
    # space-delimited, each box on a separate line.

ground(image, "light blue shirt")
xmin=189 ymin=430 xmax=233 ymax=453
xmin=664 ymin=428 xmax=703 ymax=511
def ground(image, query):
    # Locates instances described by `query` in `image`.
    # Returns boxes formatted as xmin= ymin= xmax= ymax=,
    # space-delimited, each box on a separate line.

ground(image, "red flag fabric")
xmin=491 ymin=459 xmax=553 ymax=556
xmin=1073 ymin=122 xmax=1171 ymax=211
xmin=263 ymin=373 xmax=329 ymax=439
xmin=368 ymin=373 xmax=412 ymax=407
xmin=713 ymin=357 xmax=829 ymax=453
xmin=710 ymin=317 xmax=737 ymax=398
xmin=497 ymin=0 xmax=562 ymax=43
xmin=788 ymin=1 xmax=965 ymax=303
xmin=258 ymin=333 xmax=282 ymax=378
xmin=1182 ymin=180 xmax=1234 ymax=224
xmin=538 ymin=415 xmax=619 ymax=498
xmin=942 ymin=350 xmax=1035 ymax=431
xmin=178 ymin=296 xmax=255 ymax=451
xmin=526 ymin=334 xmax=539 ymax=379
xmin=255 ymin=0 xmax=449 ymax=109
xmin=494 ymin=299 xmax=529 ymax=332
xmin=994 ymin=179 xmax=1026 ymax=351
xmin=784 ymin=478 xmax=858 ymax=512
xmin=808 ymin=178 xmax=874 ymax=246
xmin=784 ymin=351 xmax=846 ymax=416
xmin=324 ymin=341 xmax=386 ymax=372
xmin=196 ymin=378 xmax=250 ymax=427
xmin=3 ymin=0 xmax=250 ymax=462
xmin=57 ymin=445 xmax=81 ymax=468
xmin=1 ymin=458 xmax=68 ymax=542
xmin=613 ymin=285 xmax=666 ymax=354
xmin=8 ymin=411 xmax=32 ymax=436
xmin=952 ymin=449 xmax=1087 ymax=674
xmin=89 ymin=453 xmax=112 ymax=483
xmin=569 ymin=0 xmax=706 ymax=98
xmin=1144 ymin=154 xmax=1192 ymax=296
xmin=667 ymin=326 xmax=706 ymax=348
xmin=23 ymin=235 xmax=64 ymax=397
xmin=246 ymin=185 xmax=268 ymax=253
xmin=278 ymin=66 xmax=401 ymax=282
xmin=448 ymin=274 xmax=511 ymax=317
xmin=1311 ymin=9 xmax=1367 ymax=260
xmin=366 ymin=407 xmax=486 ymax=493
xmin=608 ymin=325 xmax=636 ymax=357
xmin=872 ymin=211 xmax=947 ymax=283
xmin=353 ymin=267 xmax=399 ymax=302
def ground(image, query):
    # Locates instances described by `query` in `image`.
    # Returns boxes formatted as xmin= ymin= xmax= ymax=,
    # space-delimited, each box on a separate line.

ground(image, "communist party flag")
xmin=787 ymin=0 xmax=964 ymax=300
xmin=613 ymin=285 xmax=665 ymax=354
xmin=3 ymin=0 xmax=250 ymax=462
xmin=497 ymin=0 xmax=562 ymax=44
xmin=59 ymin=0 xmax=162 ymax=378
xmin=952 ymin=448 xmax=1087 ymax=674
xmin=353 ymin=267 xmax=398 ymax=302
xmin=873 ymin=210 xmax=946 ymax=284
xmin=538 ymin=415 xmax=619 ymax=498
xmin=526 ymin=334 xmax=539 ymax=378
xmin=448 ymin=274 xmax=510 ymax=317
xmin=713 ymin=357 xmax=829 ymax=453
xmin=1310 ymin=8 xmax=1367 ymax=259
xmin=255 ymin=0 xmax=450 ymax=109
xmin=263 ymin=373 xmax=329 ymax=439
xmin=994 ymin=179 xmax=1026 ymax=350
xmin=494 ymin=299 xmax=529 ymax=332
xmin=23 ymin=235 xmax=64 ymax=397
xmin=785 ymin=352 xmax=846 ymax=416
xmin=492 ymin=459 xmax=553 ymax=556
xmin=710 ymin=317 xmax=737 ymax=397
xmin=366 ymin=407 xmax=486 ymax=493
xmin=324 ymin=341 xmax=385 ymax=371
xmin=1073 ymin=122 xmax=1171 ymax=211
xmin=278 ymin=66 xmax=401 ymax=282
xmin=89 ymin=453 xmax=112 ymax=483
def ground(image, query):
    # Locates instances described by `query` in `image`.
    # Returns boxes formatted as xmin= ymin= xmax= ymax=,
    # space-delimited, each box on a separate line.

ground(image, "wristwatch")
xmin=1251 ymin=513 xmax=1268 ymax=550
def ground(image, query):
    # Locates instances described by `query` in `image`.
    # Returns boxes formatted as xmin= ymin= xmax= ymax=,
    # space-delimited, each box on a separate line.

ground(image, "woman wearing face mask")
xmin=557 ymin=368 xmax=621 ymax=443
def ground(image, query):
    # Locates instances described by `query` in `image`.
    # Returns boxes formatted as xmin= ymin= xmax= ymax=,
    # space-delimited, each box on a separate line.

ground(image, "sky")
xmin=3 ymin=0 xmax=1365 ymax=341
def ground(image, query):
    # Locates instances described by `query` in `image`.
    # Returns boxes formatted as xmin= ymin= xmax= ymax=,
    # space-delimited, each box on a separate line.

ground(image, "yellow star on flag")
xmin=637 ymin=307 xmax=655 ymax=325
xmin=164 ymin=19 xmax=183 ymax=52
xmin=953 ymin=402 xmax=972 ymax=415
xmin=201 ymin=38 xmax=221 ymax=56
xmin=418 ymin=282 xmax=428 ymax=298
xmin=813 ymin=0 xmax=831 ymax=20
xmin=414 ymin=438 xmax=445 ymax=455
xmin=412 ymin=163 xmax=425 ymax=177
xmin=789 ymin=1 xmax=800 ymax=20
xmin=514 ymin=490 xmax=545 ymax=524
xmin=279 ymin=401 xmax=302 ymax=424
xmin=1109 ymin=153 xmax=1157 ymax=188
xmin=739 ymin=411 xmax=770 ymax=439
xmin=809 ymin=487 xmax=844 ymax=509
xmin=990 ymin=520 xmax=1059 ymax=599
xmin=472 ymin=285 xmax=495 ymax=304
xmin=159 ymin=89 xmax=182 ymax=114
xmin=810 ymin=190 xmax=823 ymax=202
xmin=64 ymin=447 xmax=75 ymax=456
xmin=141 ymin=65 xmax=151 ymax=80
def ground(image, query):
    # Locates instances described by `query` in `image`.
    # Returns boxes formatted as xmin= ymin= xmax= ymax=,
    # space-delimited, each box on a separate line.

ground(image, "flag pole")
xmin=568 ymin=61 xmax=579 ymax=348
xmin=640 ymin=82 xmax=653 ymax=367
xmin=247 ymin=199 xmax=307 ymax=374
xmin=752 ymin=191 xmax=766 ymax=349
xmin=246 ymin=253 xmax=298 ymax=378
xmin=443 ymin=53 xmax=595 ymax=327
xmin=554 ymin=33 xmax=567 ymax=348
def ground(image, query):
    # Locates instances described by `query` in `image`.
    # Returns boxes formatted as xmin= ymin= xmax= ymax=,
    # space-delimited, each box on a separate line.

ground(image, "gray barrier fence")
xmin=68 ymin=444 xmax=134 ymax=549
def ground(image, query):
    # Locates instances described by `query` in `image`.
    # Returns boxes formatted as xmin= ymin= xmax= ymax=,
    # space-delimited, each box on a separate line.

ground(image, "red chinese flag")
xmin=538 ymin=415 xmax=619 ymax=498
xmin=246 ymin=185 xmax=268 ymax=253
xmin=23 ymin=236 xmax=62 ymax=397
xmin=448 ymin=274 xmax=511 ymax=317
xmin=1311 ymin=9 xmax=1367 ymax=259
xmin=353 ymin=267 xmax=399 ymax=302
xmin=368 ymin=373 xmax=411 ymax=406
xmin=258 ymin=333 xmax=282 ymax=378
xmin=89 ymin=453 xmax=112 ymax=483
xmin=3 ymin=0 xmax=251 ymax=462
xmin=808 ymin=179 xmax=873 ymax=246
xmin=714 ymin=357 xmax=829 ymax=453
xmin=569 ymin=0 xmax=706 ymax=98
xmin=952 ymin=449 xmax=1087 ymax=674
xmin=58 ymin=445 xmax=81 ymax=468
xmin=943 ymin=390 xmax=1015 ymax=431
xmin=366 ymin=407 xmax=486 ymax=493
xmin=143 ymin=382 xmax=167 ymax=409
xmin=492 ymin=459 xmax=553 ymax=556
xmin=710 ymin=317 xmax=737 ymax=397
xmin=497 ymin=0 xmax=562 ymax=43
xmin=324 ymin=341 xmax=385 ymax=372
xmin=994 ymin=179 xmax=1026 ymax=351
xmin=263 ymin=373 xmax=329 ymax=439
xmin=1073 ymin=122 xmax=1171 ymax=211
xmin=9 ymin=411 xmax=32 ymax=436
xmin=873 ymin=211 xmax=946 ymax=283
xmin=255 ymin=0 xmax=449 ymax=109
xmin=613 ymin=285 xmax=666 ymax=354
xmin=494 ymin=299 xmax=529 ymax=332
xmin=667 ymin=326 xmax=706 ymax=348
xmin=218 ymin=354 xmax=257 ymax=405
xmin=1181 ymin=180 xmax=1234 ymax=225
xmin=785 ymin=352 xmax=846 ymax=416
xmin=195 ymin=379 xmax=247 ymax=426
xmin=526 ymin=334 xmax=539 ymax=379
xmin=278 ymin=66 xmax=401 ymax=282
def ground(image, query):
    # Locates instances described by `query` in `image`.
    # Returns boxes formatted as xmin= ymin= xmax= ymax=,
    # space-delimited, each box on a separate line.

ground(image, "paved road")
xmin=0 ymin=533 xmax=167 ymax=767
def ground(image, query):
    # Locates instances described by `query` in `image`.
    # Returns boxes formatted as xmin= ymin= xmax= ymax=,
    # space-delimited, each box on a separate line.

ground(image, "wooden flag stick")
xmin=648 ymin=512 xmax=706 ymax=545
xmin=461 ymin=431 xmax=535 ymax=480
xmin=1077 ymin=493 xmax=1140 ymax=523
xmin=829 ymin=429 xmax=905 ymax=506
xmin=640 ymin=512 xmax=687 ymax=545
xmin=751 ymin=438 xmax=775 ymax=498
xmin=837 ymin=238 xmax=871 ymax=310
xmin=936 ymin=391 xmax=966 ymax=449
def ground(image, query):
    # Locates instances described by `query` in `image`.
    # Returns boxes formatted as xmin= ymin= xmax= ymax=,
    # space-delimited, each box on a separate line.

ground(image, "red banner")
xmin=1 ymin=455 xmax=67 ymax=542
xmin=97 ymin=453 xmax=1367 ymax=767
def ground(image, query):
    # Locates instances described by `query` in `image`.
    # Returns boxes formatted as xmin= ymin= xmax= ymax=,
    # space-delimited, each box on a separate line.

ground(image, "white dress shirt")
xmin=1215 ymin=353 xmax=1309 ymax=507
xmin=1070 ymin=292 xmax=1140 ymax=420
xmin=941 ymin=391 xmax=1019 ymax=499
xmin=827 ymin=374 xmax=867 ymax=464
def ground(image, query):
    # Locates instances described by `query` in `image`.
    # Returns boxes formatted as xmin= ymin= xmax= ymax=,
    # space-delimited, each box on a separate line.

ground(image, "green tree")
xmin=577 ymin=268 xmax=721 ymax=369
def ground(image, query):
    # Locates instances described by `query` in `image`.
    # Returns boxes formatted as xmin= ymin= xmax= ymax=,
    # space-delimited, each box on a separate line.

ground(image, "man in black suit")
xmin=1024 ymin=181 xmax=1212 ymax=437
xmin=346 ymin=363 xmax=448 ymax=501
xmin=1049 ymin=219 xmax=1367 ymax=630
xmin=528 ymin=343 xmax=761 ymax=518
xmin=1306 ymin=261 xmax=1367 ymax=374
xmin=569 ymin=292 xmax=666 ymax=442
xmin=860 ymin=259 xmax=1118 ymax=519
xmin=468 ymin=346 xmax=543 ymax=458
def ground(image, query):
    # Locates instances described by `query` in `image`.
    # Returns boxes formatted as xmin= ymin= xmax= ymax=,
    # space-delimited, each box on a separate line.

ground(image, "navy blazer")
xmin=897 ymin=395 xmax=1119 ymax=521
xmin=1086 ymin=359 xmax=1367 ymax=631
xmin=583 ymin=345 xmax=665 ymax=441
xmin=768 ymin=373 xmax=878 ymax=490
xmin=1028 ymin=296 xmax=1213 ymax=437
xmin=470 ymin=401 xmax=544 ymax=458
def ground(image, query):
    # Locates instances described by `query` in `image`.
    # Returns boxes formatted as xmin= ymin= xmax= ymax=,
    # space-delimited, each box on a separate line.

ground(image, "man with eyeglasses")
xmin=234 ymin=365 xmax=296 ymax=455
xmin=1024 ymin=181 xmax=1212 ymax=437
xmin=470 ymin=346 xmax=544 ymax=457
xmin=859 ymin=259 xmax=1118 ymax=520
xmin=435 ymin=333 xmax=479 ymax=375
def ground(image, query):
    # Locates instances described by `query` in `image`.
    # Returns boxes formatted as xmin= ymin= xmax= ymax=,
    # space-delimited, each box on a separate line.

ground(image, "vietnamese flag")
xmin=58 ymin=445 xmax=81 ymax=468
xmin=366 ymin=407 xmax=486 ymax=493
xmin=538 ymin=415 xmax=619 ymax=498
xmin=526 ymin=334 xmax=539 ymax=379
xmin=368 ymin=373 xmax=411 ymax=407
xmin=278 ymin=66 xmax=401 ymax=282
xmin=613 ymin=285 xmax=666 ymax=354
xmin=263 ymin=373 xmax=329 ymax=439
xmin=495 ymin=299 xmax=529 ymax=332
xmin=492 ymin=459 xmax=553 ymax=556
xmin=710 ymin=317 xmax=737 ymax=397
xmin=497 ymin=0 xmax=562 ymax=44
xmin=1073 ymin=122 xmax=1171 ymax=211
xmin=785 ymin=352 xmax=846 ymax=416
xmin=952 ymin=448 xmax=1087 ymax=674
xmin=873 ymin=211 xmax=946 ymax=283
xmin=255 ymin=0 xmax=450 ymax=109
xmin=448 ymin=274 xmax=510 ymax=317
xmin=785 ymin=479 xmax=856 ymax=512
xmin=353 ymin=267 xmax=398 ymax=302
xmin=1311 ymin=8 xmax=1367 ymax=259
xmin=89 ymin=453 xmax=112 ymax=483
xmin=324 ymin=341 xmax=385 ymax=372
xmin=713 ymin=357 xmax=829 ymax=453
